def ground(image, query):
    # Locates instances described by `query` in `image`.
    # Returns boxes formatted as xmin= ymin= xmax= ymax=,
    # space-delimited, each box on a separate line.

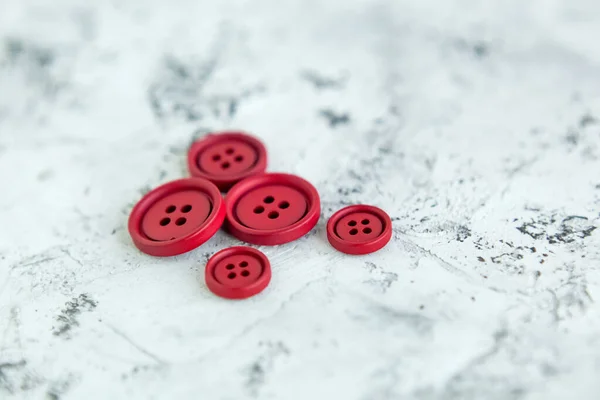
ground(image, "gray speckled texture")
xmin=1 ymin=0 xmax=600 ymax=399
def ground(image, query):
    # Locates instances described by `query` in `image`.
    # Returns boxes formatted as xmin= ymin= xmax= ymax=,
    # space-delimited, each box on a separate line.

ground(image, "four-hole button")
xmin=327 ymin=205 xmax=392 ymax=255
xmin=188 ymin=131 xmax=268 ymax=191
xmin=128 ymin=178 xmax=225 ymax=257
xmin=225 ymin=173 xmax=321 ymax=245
xmin=205 ymin=247 xmax=271 ymax=299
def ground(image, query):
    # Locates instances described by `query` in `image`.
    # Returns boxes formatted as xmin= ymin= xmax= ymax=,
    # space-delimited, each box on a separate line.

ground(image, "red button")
xmin=327 ymin=205 xmax=392 ymax=255
xmin=188 ymin=132 xmax=268 ymax=191
xmin=128 ymin=178 xmax=225 ymax=256
xmin=225 ymin=173 xmax=320 ymax=245
xmin=205 ymin=246 xmax=271 ymax=299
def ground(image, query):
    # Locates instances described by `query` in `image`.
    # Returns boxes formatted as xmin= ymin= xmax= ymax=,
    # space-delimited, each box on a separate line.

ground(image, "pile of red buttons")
xmin=128 ymin=132 xmax=392 ymax=299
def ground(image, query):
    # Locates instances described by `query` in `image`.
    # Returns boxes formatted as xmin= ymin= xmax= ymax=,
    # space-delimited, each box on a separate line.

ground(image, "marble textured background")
xmin=1 ymin=0 xmax=599 ymax=399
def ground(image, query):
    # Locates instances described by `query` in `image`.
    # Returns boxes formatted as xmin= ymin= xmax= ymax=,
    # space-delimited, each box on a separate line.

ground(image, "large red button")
xmin=225 ymin=173 xmax=320 ymax=245
xmin=128 ymin=178 xmax=225 ymax=256
xmin=188 ymin=132 xmax=267 ymax=192
xmin=327 ymin=205 xmax=392 ymax=255
xmin=205 ymin=246 xmax=271 ymax=299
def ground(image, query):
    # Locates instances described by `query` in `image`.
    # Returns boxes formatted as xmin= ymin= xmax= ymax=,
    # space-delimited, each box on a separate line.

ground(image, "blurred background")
xmin=1 ymin=1 xmax=599 ymax=399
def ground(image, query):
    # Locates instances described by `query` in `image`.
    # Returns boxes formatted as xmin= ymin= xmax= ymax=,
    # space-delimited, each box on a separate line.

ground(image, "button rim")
xmin=188 ymin=131 xmax=268 ymax=192
xmin=326 ymin=204 xmax=392 ymax=255
xmin=225 ymin=173 xmax=321 ymax=245
xmin=205 ymin=246 xmax=271 ymax=299
xmin=128 ymin=178 xmax=225 ymax=257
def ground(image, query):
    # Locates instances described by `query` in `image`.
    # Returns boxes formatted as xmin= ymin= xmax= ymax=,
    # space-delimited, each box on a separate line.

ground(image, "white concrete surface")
xmin=1 ymin=0 xmax=600 ymax=399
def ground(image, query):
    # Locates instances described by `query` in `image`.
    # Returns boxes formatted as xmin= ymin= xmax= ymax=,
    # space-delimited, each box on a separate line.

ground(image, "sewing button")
xmin=225 ymin=173 xmax=320 ymax=245
xmin=128 ymin=178 xmax=225 ymax=256
xmin=327 ymin=205 xmax=392 ymax=255
xmin=205 ymin=246 xmax=271 ymax=299
xmin=188 ymin=132 xmax=267 ymax=191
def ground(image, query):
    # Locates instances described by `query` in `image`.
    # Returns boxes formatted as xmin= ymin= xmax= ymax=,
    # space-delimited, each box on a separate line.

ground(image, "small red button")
xmin=128 ymin=178 xmax=225 ymax=256
xmin=205 ymin=246 xmax=271 ymax=299
xmin=188 ymin=132 xmax=267 ymax=191
xmin=327 ymin=205 xmax=392 ymax=255
xmin=225 ymin=173 xmax=320 ymax=245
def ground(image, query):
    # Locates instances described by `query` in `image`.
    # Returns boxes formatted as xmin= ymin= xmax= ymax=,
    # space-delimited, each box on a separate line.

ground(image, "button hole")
xmin=227 ymin=272 xmax=236 ymax=279
xmin=165 ymin=205 xmax=176 ymax=213
xmin=241 ymin=270 xmax=250 ymax=277
xmin=254 ymin=206 xmax=265 ymax=214
xmin=212 ymin=154 xmax=221 ymax=161
xmin=181 ymin=204 xmax=192 ymax=213
xmin=349 ymin=229 xmax=358 ymax=235
xmin=268 ymin=211 xmax=279 ymax=219
xmin=348 ymin=220 xmax=357 ymax=226
xmin=264 ymin=196 xmax=274 ymax=204
xmin=240 ymin=261 xmax=248 ymax=267
xmin=234 ymin=155 xmax=244 ymax=162
xmin=362 ymin=219 xmax=370 ymax=225
xmin=222 ymin=162 xmax=231 ymax=169
xmin=226 ymin=264 xmax=235 ymax=270
xmin=363 ymin=227 xmax=372 ymax=234
xmin=175 ymin=217 xmax=187 ymax=226
xmin=225 ymin=148 xmax=235 ymax=155
xmin=160 ymin=218 xmax=171 ymax=226
xmin=278 ymin=201 xmax=290 ymax=209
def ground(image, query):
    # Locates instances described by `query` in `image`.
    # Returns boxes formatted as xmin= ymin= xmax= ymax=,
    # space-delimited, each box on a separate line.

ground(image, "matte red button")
xmin=327 ymin=205 xmax=392 ymax=255
xmin=205 ymin=246 xmax=271 ymax=299
xmin=128 ymin=178 xmax=225 ymax=256
xmin=225 ymin=173 xmax=320 ymax=245
xmin=188 ymin=132 xmax=267 ymax=191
